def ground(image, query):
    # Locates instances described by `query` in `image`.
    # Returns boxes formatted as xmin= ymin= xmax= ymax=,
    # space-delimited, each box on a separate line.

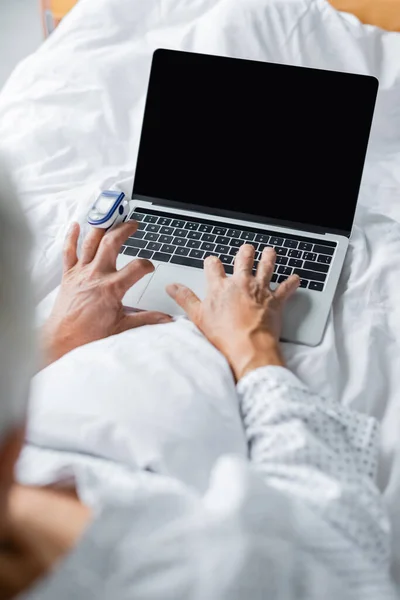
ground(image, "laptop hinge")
xmin=132 ymin=195 xmax=350 ymax=238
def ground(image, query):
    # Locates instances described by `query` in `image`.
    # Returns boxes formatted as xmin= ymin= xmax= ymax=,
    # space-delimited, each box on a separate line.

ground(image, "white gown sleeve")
xmin=237 ymin=366 xmax=390 ymax=567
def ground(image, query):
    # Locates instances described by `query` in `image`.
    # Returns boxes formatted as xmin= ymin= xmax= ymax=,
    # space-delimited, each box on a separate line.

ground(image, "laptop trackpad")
xmin=137 ymin=265 xmax=206 ymax=316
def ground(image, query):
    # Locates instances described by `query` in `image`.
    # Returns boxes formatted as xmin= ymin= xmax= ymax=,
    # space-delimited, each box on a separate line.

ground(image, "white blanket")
xmin=1 ymin=0 xmax=400 ymax=587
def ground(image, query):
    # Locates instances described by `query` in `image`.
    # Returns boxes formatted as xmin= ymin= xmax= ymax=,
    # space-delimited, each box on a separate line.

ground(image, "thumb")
xmin=166 ymin=283 xmax=201 ymax=322
xmin=118 ymin=311 xmax=172 ymax=332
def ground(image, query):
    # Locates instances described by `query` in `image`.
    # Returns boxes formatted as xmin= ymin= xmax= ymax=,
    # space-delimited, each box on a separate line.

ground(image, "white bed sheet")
xmin=1 ymin=0 xmax=400 ymax=586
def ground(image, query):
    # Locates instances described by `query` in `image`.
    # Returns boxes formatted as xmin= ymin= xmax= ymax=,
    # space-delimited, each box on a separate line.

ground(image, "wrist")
xmin=40 ymin=322 xmax=70 ymax=369
xmin=227 ymin=334 xmax=285 ymax=381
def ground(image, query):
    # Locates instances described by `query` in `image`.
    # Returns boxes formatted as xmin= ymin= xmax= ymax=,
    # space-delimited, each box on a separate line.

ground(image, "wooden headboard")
xmin=329 ymin=0 xmax=400 ymax=31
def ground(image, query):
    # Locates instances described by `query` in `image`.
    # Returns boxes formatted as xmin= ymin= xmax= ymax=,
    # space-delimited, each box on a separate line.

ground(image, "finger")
xmin=63 ymin=222 xmax=80 ymax=272
xmin=113 ymin=258 xmax=155 ymax=296
xmin=80 ymin=228 xmax=106 ymax=265
xmin=204 ymin=255 xmax=226 ymax=289
xmin=256 ymin=247 xmax=276 ymax=287
xmin=94 ymin=221 xmax=138 ymax=270
xmin=274 ymin=274 xmax=300 ymax=303
xmin=166 ymin=283 xmax=201 ymax=321
xmin=234 ymin=244 xmax=255 ymax=278
xmin=118 ymin=311 xmax=173 ymax=332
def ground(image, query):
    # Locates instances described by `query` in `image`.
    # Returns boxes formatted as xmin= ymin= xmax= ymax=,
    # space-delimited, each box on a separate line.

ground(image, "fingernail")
xmin=167 ymin=284 xmax=179 ymax=294
xmin=158 ymin=315 xmax=172 ymax=323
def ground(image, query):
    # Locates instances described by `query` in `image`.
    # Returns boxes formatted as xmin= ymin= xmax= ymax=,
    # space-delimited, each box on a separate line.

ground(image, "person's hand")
xmin=166 ymin=244 xmax=300 ymax=380
xmin=41 ymin=221 xmax=172 ymax=368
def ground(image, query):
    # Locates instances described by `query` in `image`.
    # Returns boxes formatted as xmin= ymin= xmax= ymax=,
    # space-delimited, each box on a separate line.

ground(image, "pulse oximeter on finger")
xmin=87 ymin=191 xmax=130 ymax=229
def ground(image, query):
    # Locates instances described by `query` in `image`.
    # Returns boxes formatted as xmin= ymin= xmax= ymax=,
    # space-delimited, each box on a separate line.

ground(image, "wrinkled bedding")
xmin=0 ymin=0 xmax=400 ymax=587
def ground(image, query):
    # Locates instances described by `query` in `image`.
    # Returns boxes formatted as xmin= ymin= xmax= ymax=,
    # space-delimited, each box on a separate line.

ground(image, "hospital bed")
xmin=0 ymin=0 xmax=399 ymax=589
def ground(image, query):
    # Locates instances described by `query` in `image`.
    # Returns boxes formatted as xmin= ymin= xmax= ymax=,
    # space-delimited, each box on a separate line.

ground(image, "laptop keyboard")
xmin=119 ymin=209 xmax=337 ymax=292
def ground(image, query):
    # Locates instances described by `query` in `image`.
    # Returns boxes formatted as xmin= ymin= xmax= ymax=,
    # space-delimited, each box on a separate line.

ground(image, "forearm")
xmin=237 ymin=366 xmax=391 ymax=567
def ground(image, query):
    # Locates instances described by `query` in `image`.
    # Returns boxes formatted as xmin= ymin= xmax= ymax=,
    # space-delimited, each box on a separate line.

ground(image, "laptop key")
xmin=131 ymin=230 xmax=146 ymax=239
xmin=278 ymin=266 xmax=293 ymax=276
xmin=204 ymin=252 xmax=219 ymax=259
xmin=219 ymin=254 xmax=233 ymax=265
xmin=170 ymin=255 xmax=203 ymax=269
xmin=288 ymin=258 xmax=303 ymax=268
xmin=224 ymin=265 xmax=234 ymax=275
xmin=143 ymin=215 xmax=158 ymax=224
xmin=144 ymin=232 xmax=159 ymax=242
xmin=309 ymin=281 xmax=324 ymax=291
xmin=189 ymin=249 xmax=204 ymax=259
xmin=146 ymin=224 xmax=160 ymax=233
xmin=287 ymin=249 xmax=302 ymax=259
xmin=152 ymin=252 xmax=170 ymax=262
xmin=240 ymin=231 xmax=255 ymax=241
xmin=229 ymin=247 xmax=240 ymax=257
xmin=173 ymin=237 xmax=186 ymax=247
xmin=126 ymin=238 xmax=147 ymax=249
xmin=318 ymin=254 xmax=332 ymax=265
xmin=255 ymin=233 xmax=269 ymax=244
xmin=187 ymin=231 xmax=202 ymax=240
xmin=138 ymin=250 xmax=153 ymax=259
xmin=124 ymin=247 xmax=139 ymax=257
xmin=159 ymin=235 xmax=173 ymax=244
xmin=185 ymin=222 xmax=199 ymax=231
xmin=230 ymin=238 xmax=243 ymax=248
xmin=137 ymin=222 xmax=147 ymax=230
xmin=227 ymin=228 xmax=241 ymax=237
xmin=161 ymin=244 xmax=175 ymax=254
xmin=198 ymin=224 xmax=213 ymax=233
xmin=284 ymin=239 xmax=298 ymax=249
xmin=212 ymin=226 xmax=227 ymax=235
xmin=304 ymin=261 xmax=329 ymax=273
xmin=278 ymin=275 xmax=289 ymax=283
xmin=201 ymin=233 xmax=216 ymax=243
xmin=157 ymin=217 xmax=172 ymax=226
xmin=130 ymin=212 xmax=145 ymax=222
xmin=270 ymin=236 xmax=284 ymax=246
xmin=303 ymin=252 xmax=316 ymax=261
xmin=293 ymin=268 xmax=327 ymax=282
xmin=275 ymin=247 xmax=287 ymax=256
xmin=186 ymin=240 xmax=201 ymax=249
xmin=160 ymin=226 xmax=174 ymax=235
xmin=216 ymin=236 xmax=230 ymax=245
xmin=171 ymin=219 xmax=185 ymax=228
xmin=120 ymin=245 xmax=126 ymax=254
xmin=299 ymin=279 xmax=308 ymax=288
xmin=276 ymin=256 xmax=289 ymax=265
xmin=201 ymin=242 xmax=216 ymax=252
xmin=298 ymin=242 xmax=312 ymax=252
xmin=174 ymin=228 xmax=187 ymax=238
xmin=313 ymin=244 xmax=335 ymax=256
xmin=147 ymin=242 xmax=162 ymax=252
xmin=271 ymin=273 xmax=278 ymax=283
xmin=175 ymin=247 xmax=190 ymax=256
xmin=215 ymin=244 xmax=230 ymax=254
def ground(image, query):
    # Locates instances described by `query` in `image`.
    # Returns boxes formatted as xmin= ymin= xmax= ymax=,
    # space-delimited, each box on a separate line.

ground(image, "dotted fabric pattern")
xmin=238 ymin=366 xmax=391 ymax=573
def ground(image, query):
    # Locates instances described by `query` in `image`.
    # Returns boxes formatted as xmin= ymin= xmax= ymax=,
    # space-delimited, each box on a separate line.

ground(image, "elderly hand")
xmin=167 ymin=244 xmax=299 ymax=381
xmin=41 ymin=221 xmax=171 ymax=368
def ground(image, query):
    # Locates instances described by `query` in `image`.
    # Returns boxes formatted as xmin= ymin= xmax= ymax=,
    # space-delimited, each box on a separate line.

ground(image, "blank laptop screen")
xmin=133 ymin=50 xmax=378 ymax=234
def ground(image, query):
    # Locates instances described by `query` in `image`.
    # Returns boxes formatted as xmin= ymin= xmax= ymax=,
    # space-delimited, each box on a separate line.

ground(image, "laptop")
xmin=117 ymin=49 xmax=378 ymax=346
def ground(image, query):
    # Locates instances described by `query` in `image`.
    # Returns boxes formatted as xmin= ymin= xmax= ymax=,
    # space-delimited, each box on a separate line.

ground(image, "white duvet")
xmin=1 ymin=0 xmax=400 ymax=587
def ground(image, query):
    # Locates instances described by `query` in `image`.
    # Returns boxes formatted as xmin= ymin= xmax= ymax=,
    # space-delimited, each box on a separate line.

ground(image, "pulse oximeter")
xmin=87 ymin=191 xmax=130 ymax=229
